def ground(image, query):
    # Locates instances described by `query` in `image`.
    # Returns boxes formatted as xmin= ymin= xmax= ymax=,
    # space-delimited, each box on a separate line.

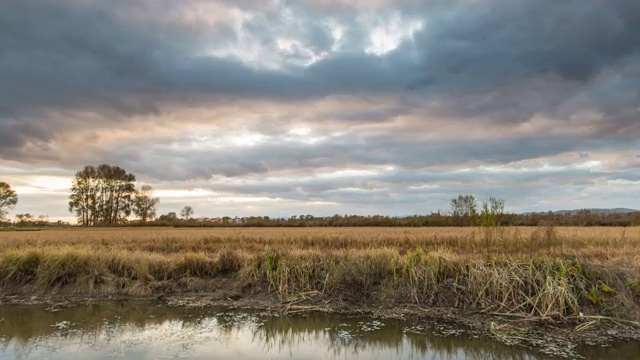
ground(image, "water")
xmin=0 ymin=302 xmax=636 ymax=359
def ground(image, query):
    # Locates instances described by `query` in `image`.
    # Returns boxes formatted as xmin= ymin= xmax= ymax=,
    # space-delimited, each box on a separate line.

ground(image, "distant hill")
xmin=524 ymin=208 xmax=639 ymax=215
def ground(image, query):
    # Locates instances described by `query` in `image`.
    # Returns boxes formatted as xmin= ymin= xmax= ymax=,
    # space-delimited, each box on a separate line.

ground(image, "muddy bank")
xmin=1 ymin=289 xmax=639 ymax=359
xmin=2 ymin=301 xmax=596 ymax=360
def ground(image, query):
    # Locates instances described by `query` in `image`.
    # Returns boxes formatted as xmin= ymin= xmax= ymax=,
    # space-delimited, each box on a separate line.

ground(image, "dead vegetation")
xmin=0 ymin=226 xmax=639 ymax=321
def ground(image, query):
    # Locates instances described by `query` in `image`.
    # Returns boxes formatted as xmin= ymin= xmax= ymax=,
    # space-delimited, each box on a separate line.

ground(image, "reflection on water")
xmin=0 ymin=302 xmax=636 ymax=359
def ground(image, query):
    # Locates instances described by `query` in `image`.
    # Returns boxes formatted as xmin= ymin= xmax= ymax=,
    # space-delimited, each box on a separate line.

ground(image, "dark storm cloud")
xmin=2 ymin=0 xmax=640 ymax=219
xmin=2 ymin=0 xmax=638 ymax=127
xmin=413 ymin=0 xmax=640 ymax=84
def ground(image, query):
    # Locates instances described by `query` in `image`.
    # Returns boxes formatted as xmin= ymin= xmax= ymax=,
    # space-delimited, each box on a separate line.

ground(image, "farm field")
xmin=1 ymin=226 xmax=639 ymax=321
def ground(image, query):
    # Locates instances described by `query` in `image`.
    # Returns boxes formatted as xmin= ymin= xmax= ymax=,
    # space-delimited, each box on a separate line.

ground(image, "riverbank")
xmin=1 ymin=226 xmax=639 ymax=352
xmin=1 ymin=293 xmax=639 ymax=359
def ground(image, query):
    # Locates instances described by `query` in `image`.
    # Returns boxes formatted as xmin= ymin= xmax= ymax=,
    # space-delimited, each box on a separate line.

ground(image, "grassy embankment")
xmin=0 ymin=227 xmax=639 ymax=322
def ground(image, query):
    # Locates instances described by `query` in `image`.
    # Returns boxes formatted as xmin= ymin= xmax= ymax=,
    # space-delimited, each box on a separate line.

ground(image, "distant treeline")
xmin=143 ymin=210 xmax=640 ymax=227
xmin=5 ymin=211 xmax=640 ymax=228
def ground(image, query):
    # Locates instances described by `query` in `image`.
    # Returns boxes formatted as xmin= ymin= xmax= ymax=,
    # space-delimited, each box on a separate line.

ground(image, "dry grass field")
xmin=1 ymin=226 xmax=639 ymax=320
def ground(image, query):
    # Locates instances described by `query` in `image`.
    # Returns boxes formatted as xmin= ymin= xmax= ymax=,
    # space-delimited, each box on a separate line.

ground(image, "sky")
xmin=1 ymin=0 xmax=640 ymax=222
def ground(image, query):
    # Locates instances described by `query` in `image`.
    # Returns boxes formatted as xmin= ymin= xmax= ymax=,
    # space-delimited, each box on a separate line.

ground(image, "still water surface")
xmin=0 ymin=302 xmax=637 ymax=359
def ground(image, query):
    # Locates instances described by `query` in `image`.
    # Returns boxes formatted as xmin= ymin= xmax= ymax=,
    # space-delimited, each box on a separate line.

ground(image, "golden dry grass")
xmin=1 ymin=226 xmax=639 ymax=268
xmin=1 ymin=226 xmax=639 ymax=320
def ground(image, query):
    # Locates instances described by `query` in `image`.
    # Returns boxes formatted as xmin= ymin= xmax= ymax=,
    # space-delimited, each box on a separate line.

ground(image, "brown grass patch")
xmin=0 ymin=226 xmax=639 ymax=320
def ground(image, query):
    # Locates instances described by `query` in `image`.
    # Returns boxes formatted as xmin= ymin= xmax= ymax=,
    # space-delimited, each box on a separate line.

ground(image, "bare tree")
xmin=133 ymin=185 xmax=160 ymax=223
xmin=181 ymin=206 xmax=194 ymax=220
xmin=0 ymin=181 xmax=18 ymax=221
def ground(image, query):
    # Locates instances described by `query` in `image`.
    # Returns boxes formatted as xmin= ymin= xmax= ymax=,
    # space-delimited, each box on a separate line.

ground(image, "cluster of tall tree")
xmin=68 ymin=164 xmax=159 ymax=226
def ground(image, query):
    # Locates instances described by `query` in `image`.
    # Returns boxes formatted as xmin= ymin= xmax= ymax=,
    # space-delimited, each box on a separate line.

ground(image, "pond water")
xmin=0 ymin=302 xmax=637 ymax=359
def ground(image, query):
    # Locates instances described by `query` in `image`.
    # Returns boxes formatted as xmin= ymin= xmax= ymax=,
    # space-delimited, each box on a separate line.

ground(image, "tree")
xmin=0 ymin=182 xmax=18 ymax=221
xmin=450 ymin=194 xmax=477 ymax=217
xmin=68 ymin=164 xmax=136 ymax=226
xmin=479 ymin=197 xmax=505 ymax=227
xmin=576 ymin=209 xmax=593 ymax=226
xmin=158 ymin=212 xmax=178 ymax=222
xmin=15 ymin=213 xmax=35 ymax=225
xmin=133 ymin=185 xmax=160 ymax=223
xmin=477 ymin=196 xmax=506 ymax=255
xmin=36 ymin=215 xmax=50 ymax=226
xmin=450 ymin=194 xmax=477 ymax=225
xmin=181 ymin=206 xmax=194 ymax=220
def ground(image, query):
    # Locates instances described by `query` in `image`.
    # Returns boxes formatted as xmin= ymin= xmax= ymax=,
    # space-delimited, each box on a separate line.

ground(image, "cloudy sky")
xmin=1 ymin=0 xmax=639 ymax=222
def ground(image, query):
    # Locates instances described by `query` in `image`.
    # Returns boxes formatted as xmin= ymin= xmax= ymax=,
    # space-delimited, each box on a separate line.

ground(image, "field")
xmin=1 ymin=226 xmax=639 ymax=321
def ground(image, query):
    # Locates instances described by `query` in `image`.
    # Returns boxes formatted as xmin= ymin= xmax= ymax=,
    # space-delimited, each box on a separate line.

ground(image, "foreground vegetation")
xmin=0 ymin=227 xmax=639 ymax=322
